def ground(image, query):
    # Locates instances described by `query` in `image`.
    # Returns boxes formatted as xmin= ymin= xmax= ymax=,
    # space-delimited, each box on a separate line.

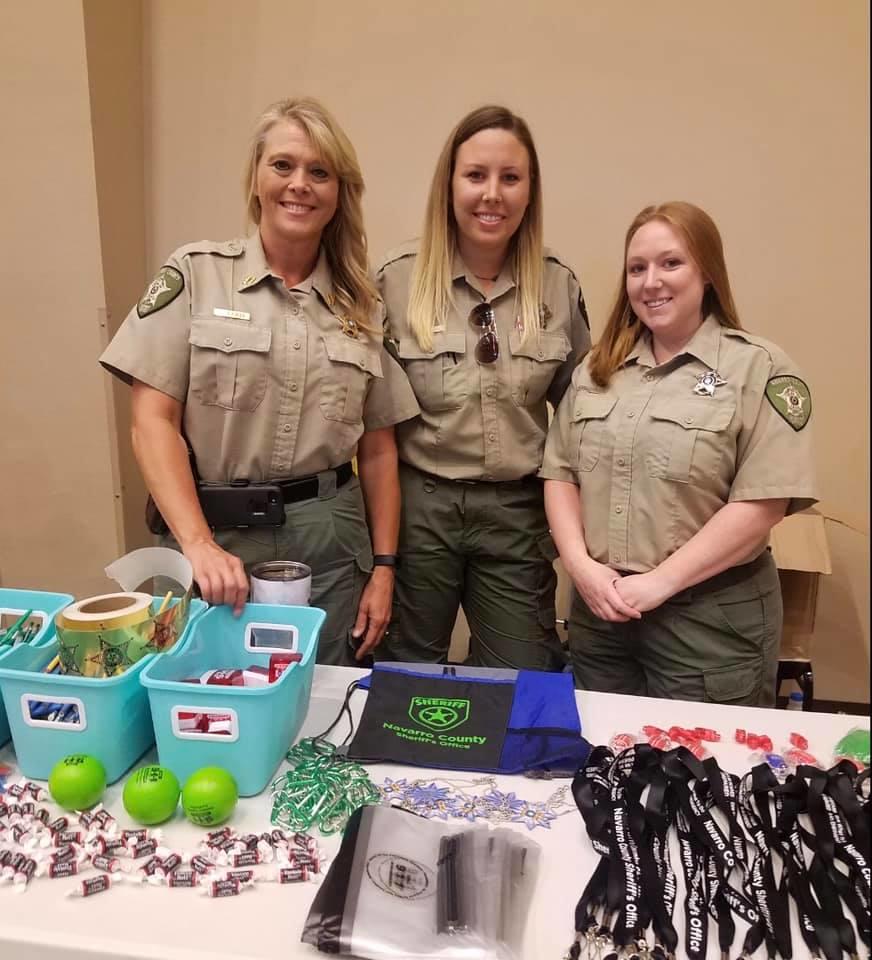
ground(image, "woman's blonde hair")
xmin=407 ymin=105 xmax=544 ymax=351
xmin=244 ymin=97 xmax=378 ymax=333
xmin=587 ymin=201 xmax=743 ymax=386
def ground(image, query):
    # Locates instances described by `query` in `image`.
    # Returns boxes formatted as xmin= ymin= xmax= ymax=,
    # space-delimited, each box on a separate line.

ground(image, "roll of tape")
xmin=55 ymin=593 xmax=157 ymax=678
xmin=58 ymin=592 xmax=154 ymax=631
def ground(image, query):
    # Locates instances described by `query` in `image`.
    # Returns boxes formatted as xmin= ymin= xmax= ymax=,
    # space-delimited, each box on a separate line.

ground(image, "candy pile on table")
xmin=609 ymin=724 xmax=824 ymax=780
xmin=1 ymin=779 xmax=326 ymax=898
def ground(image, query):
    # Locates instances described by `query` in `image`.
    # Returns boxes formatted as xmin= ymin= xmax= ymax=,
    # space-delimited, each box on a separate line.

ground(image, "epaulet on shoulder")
xmin=378 ymin=239 xmax=420 ymax=272
xmin=722 ymin=327 xmax=785 ymax=364
xmin=173 ymin=238 xmax=245 ymax=259
xmin=543 ymin=247 xmax=580 ymax=283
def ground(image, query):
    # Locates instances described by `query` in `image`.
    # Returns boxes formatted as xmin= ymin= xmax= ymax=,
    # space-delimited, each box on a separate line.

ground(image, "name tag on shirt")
xmin=213 ymin=308 xmax=251 ymax=321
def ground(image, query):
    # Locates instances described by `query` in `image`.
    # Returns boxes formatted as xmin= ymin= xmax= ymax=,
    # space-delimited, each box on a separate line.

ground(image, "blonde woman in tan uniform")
xmin=542 ymin=201 xmax=817 ymax=705
xmin=378 ymin=105 xmax=591 ymax=669
xmin=100 ymin=98 xmax=418 ymax=666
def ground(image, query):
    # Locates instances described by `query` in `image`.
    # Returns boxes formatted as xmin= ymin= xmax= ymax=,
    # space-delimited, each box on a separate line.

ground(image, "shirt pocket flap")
xmin=509 ymin=329 xmax=570 ymax=362
xmin=189 ymin=316 xmax=271 ymax=354
xmin=322 ymin=335 xmax=382 ymax=377
xmin=572 ymin=392 xmax=618 ymax=422
xmin=649 ymin=398 xmax=735 ymax=432
xmin=397 ymin=332 xmax=466 ymax=360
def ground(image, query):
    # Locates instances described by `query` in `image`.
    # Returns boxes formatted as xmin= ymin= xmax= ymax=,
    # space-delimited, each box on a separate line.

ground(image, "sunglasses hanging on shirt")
xmin=469 ymin=302 xmax=499 ymax=364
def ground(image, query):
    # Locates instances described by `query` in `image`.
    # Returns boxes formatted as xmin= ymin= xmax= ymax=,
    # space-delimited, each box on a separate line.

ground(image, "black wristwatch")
xmin=372 ymin=554 xmax=400 ymax=568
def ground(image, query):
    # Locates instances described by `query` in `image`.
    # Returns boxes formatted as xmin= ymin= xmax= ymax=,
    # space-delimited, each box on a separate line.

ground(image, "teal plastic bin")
xmin=0 ymin=588 xmax=75 ymax=745
xmin=0 ymin=597 xmax=206 ymax=783
xmin=141 ymin=603 xmax=324 ymax=797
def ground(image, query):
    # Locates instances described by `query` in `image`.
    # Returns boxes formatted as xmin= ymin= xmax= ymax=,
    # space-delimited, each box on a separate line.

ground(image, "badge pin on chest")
xmin=339 ymin=315 xmax=359 ymax=339
xmin=693 ymin=369 xmax=727 ymax=397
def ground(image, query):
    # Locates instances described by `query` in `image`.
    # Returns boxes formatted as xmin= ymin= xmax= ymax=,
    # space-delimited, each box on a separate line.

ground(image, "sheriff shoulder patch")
xmin=137 ymin=266 xmax=184 ymax=318
xmin=765 ymin=375 xmax=812 ymax=431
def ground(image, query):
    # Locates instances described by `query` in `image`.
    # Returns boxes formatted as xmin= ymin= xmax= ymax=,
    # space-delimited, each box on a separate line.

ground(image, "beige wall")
xmin=0 ymin=1 xmax=121 ymax=596
xmin=1 ymin=1 xmax=867 ymax=700
xmin=83 ymin=0 xmax=152 ymax=555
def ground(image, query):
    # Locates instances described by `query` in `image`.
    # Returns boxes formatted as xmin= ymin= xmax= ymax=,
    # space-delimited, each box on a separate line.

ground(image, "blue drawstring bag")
xmin=347 ymin=662 xmax=591 ymax=775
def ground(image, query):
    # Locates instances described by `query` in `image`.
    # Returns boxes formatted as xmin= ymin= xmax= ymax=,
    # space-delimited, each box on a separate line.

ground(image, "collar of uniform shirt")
xmin=450 ymin=249 xmax=516 ymax=300
xmin=236 ymin=232 xmax=335 ymax=304
xmin=623 ymin=312 xmax=722 ymax=370
xmin=236 ymin=231 xmax=273 ymax=291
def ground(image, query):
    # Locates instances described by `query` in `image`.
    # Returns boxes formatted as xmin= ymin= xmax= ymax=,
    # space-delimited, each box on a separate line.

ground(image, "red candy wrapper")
xmin=67 ymin=874 xmax=114 ymax=898
xmin=609 ymin=733 xmax=635 ymax=753
xmin=200 ymin=877 xmax=253 ymax=898
xmin=167 ymin=869 xmax=200 ymax=888
xmin=264 ymin=865 xmax=310 ymax=883
xmin=785 ymin=748 xmax=819 ymax=767
xmin=789 ymin=732 xmax=809 ymax=751
xmin=693 ymin=727 xmax=721 ymax=743
xmin=648 ymin=733 xmax=672 ymax=751
xmin=47 ymin=860 xmax=80 ymax=879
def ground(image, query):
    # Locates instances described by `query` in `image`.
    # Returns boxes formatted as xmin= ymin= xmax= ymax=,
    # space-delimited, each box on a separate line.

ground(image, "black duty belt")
xmin=408 ymin=464 xmax=539 ymax=487
xmin=273 ymin=461 xmax=354 ymax=503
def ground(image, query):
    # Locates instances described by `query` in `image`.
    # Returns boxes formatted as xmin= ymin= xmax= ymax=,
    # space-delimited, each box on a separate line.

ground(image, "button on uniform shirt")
xmin=377 ymin=240 xmax=591 ymax=481
xmin=541 ymin=315 xmax=818 ymax=571
xmin=100 ymin=234 xmax=419 ymax=482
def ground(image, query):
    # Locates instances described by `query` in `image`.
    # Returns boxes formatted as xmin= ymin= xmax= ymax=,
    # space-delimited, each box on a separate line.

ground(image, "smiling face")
xmin=626 ymin=219 xmax=707 ymax=347
xmin=255 ymin=120 xmax=339 ymax=250
xmin=450 ymin=128 xmax=531 ymax=263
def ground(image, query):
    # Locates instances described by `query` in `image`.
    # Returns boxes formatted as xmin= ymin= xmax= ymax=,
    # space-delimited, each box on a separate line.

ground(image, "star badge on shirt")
xmin=339 ymin=315 xmax=359 ymax=339
xmin=693 ymin=369 xmax=727 ymax=397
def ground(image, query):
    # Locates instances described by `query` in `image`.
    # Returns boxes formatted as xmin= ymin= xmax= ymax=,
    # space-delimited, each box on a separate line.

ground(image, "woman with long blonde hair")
xmin=101 ymin=97 xmax=418 ymax=665
xmin=543 ymin=201 xmax=817 ymax=703
xmin=377 ymin=105 xmax=590 ymax=668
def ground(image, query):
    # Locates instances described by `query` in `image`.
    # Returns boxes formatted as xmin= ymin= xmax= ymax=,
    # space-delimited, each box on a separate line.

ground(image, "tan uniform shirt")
xmin=377 ymin=240 xmax=591 ymax=481
xmin=100 ymin=233 xmax=419 ymax=482
xmin=541 ymin=315 xmax=818 ymax=571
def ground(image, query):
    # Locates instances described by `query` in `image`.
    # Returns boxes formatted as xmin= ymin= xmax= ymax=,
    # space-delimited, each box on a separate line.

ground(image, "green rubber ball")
xmin=182 ymin=766 xmax=238 ymax=827
xmin=48 ymin=754 xmax=107 ymax=811
xmin=122 ymin=765 xmax=181 ymax=825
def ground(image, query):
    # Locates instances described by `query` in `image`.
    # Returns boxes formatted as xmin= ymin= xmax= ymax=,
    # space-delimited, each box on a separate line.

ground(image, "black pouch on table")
xmin=346 ymin=663 xmax=591 ymax=775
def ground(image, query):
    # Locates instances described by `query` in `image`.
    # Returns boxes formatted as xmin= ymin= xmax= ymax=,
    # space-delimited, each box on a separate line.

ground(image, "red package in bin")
xmin=202 ymin=668 xmax=270 ymax=687
xmin=177 ymin=711 xmax=234 ymax=735
xmin=177 ymin=711 xmax=206 ymax=732
xmin=269 ymin=652 xmax=302 ymax=683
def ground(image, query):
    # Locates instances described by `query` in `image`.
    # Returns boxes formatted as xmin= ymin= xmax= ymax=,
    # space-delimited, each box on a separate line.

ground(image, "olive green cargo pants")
xmin=568 ymin=550 xmax=782 ymax=706
xmin=163 ymin=474 xmax=372 ymax=666
xmin=381 ymin=463 xmax=564 ymax=670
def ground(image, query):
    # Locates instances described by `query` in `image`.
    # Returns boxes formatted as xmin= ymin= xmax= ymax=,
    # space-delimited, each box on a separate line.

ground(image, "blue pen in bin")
xmin=141 ymin=603 xmax=325 ymax=797
xmin=0 ymin=597 xmax=206 ymax=783
xmin=0 ymin=588 xmax=75 ymax=746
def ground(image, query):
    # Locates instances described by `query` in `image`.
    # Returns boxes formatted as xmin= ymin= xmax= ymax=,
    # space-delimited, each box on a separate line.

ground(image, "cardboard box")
xmin=769 ymin=508 xmax=832 ymax=660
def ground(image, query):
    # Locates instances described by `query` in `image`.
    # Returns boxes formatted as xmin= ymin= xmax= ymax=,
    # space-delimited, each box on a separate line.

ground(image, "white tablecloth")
xmin=1 ymin=665 xmax=868 ymax=960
